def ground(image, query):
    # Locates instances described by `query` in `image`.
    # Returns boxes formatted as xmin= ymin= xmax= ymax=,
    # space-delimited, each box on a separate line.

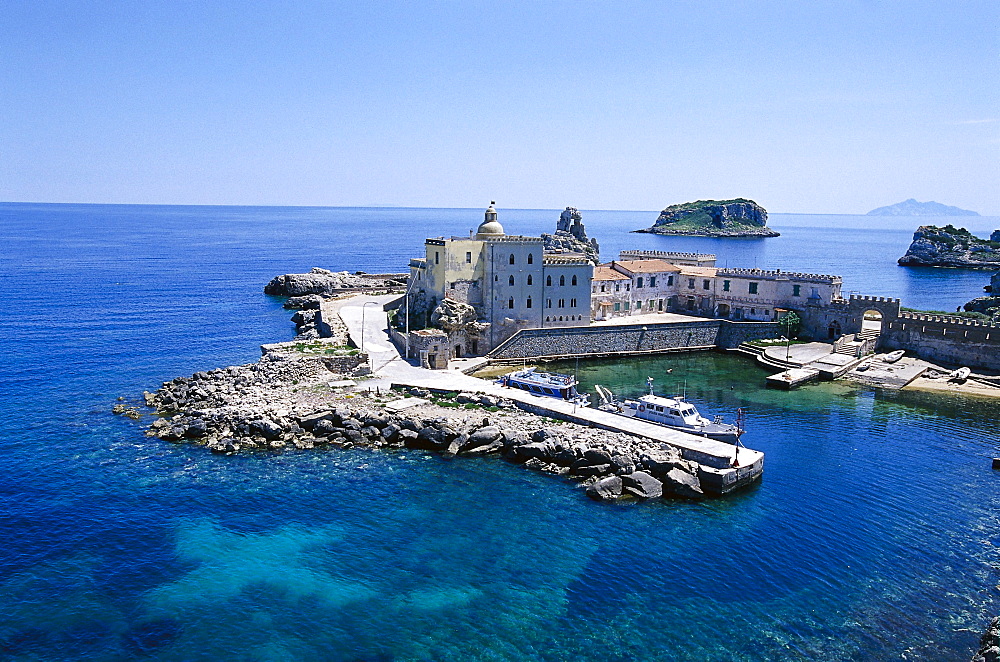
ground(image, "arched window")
xmin=508 ymin=297 xmax=514 ymax=309
xmin=527 ymin=253 xmax=533 ymax=264
xmin=526 ymin=297 xmax=532 ymax=308
xmin=560 ymin=275 xmax=565 ymax=286
xmin=572 ymin=275 xmax=577 ymax=286
xmin=494 ymin=275 xmax=498 ymax=282
xmin=527 ymin=275 xmax=533 ymax=285
xmin=508 ymin=275 xmax=515 ymax=286
xmin=509 ymin=254 xmax=515 ymax=265
xmin=546 ymin=275 xmax=552 ymax=286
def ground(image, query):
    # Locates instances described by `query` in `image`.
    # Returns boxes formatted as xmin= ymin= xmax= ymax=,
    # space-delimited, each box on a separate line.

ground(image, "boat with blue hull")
xmin=496 ymin=368 xmax=591 ymax=406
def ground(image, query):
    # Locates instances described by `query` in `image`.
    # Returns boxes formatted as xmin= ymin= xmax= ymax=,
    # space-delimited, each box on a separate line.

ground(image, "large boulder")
xmin=662 ymin=468 xmax=704 ymax=498
xmin=508 ymin=442 xmax=554 ymax=463
xmin=586 ymin=475 xmax=624 ymax=501
xmin=621 ymin=471 xmax=663 ymax=499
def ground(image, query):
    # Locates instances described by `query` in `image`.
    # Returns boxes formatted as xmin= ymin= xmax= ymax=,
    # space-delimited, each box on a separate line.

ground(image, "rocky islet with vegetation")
xmin=897 ymin=225 xmax=1000 ymax=269
xmin=634 ymin=198 xmax=779 ymax=237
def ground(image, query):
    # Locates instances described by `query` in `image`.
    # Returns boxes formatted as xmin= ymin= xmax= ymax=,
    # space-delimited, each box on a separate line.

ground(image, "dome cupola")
xmin=475 ymin=201 xmax=505 ymax=239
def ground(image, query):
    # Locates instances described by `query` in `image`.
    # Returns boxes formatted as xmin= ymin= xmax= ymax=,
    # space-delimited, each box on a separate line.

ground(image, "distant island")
xmin=634 ymin=198 xmax=779 ymax=237
xmin=898 ymin=224 xmax=1000 ymax=269
xmin=867 ymin=199 xmax=979 ymax=216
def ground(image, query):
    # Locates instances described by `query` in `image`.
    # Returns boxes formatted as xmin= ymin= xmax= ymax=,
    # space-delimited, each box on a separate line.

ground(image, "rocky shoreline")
xmin=138 ymin=342 xmax=707 ymax=501
xmin=972 ymin=616 xmax=999 ymax=662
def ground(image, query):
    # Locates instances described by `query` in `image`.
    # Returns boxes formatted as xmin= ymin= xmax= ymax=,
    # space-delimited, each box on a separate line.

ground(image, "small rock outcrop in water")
xmin=541 ymin=207 xmax=600 ymax=264
xmin=264 ymin=268 xmax=406 ymax=296
xmin=897 ymin=225 xmax=1000 ymax=269
xmin=962 ymin=272 xmax=1000 ymax=319
xmin=867 ymin=199 xmax=979 ymax=216
xmin=634 ymin=199 xmax=779 ymax=237
xmin=971 ymin=616 xmax=999 ymax=662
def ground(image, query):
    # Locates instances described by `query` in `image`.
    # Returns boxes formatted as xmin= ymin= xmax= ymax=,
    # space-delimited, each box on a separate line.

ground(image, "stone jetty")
xmin=141 ymin=343 xmax=707 ymax=501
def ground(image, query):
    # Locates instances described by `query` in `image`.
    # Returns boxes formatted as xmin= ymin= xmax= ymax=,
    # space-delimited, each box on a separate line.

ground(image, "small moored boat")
xmin=949 ymin=367 xmax=971 ymax=381
xmin=496 ymin=368 xmax=590 ymax=406
xmin=595 ymin=378 xmax=744 ymax=443
xmin=883 ymin=350 xmax=905 ymax=363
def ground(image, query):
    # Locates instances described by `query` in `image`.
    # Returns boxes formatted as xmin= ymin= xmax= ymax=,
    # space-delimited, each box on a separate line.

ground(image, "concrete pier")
xmin=338 ymin=294 xmax=764 ymax=494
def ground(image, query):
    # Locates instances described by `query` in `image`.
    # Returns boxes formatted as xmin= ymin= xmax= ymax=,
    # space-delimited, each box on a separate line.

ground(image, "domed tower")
xmin=475 ymin=201 xmax=505 ymax=240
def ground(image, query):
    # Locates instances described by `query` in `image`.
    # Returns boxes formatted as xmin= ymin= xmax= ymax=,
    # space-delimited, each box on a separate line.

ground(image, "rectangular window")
xmin=526 ymin=298 xmax=532 ymax=308
xmin=624 ymin=302 xmax=630 ymax=310
xmin=466 ymin=252 xmax=472 ymax=263
xmin=614 ymin=303 xmax=620 ymax=312
xmin=600 ymin=284 xmax=605 ymax=292
xmin=636 ymin=277 xmax=643 ymax=288
xmin=667 ymin=275 xmax=674 ymax=286
xmin=658 ymin=299 xmax=663 ymax=311
xmin=649 ymin=276 xmax=656 ymax=287
xmin=450 ymin=282 xmax=455 ymax=289
xmin=636 ymin=300 xmax=642 ymax=309
xmin=793 ymin=284 xmax=801 ymax=297
xmin=703 ymin=279 xmax=710 ymax=290
xmin=614 ymin=283 xmax=620 ymax=292
xmin=723 ymin=280 xmax=730 ymax=292
xmin=571 ymin=298 xmax=576 ymax=307
xmin=547 ymin=299 xmax=552 ymax=308
xmin=688 ymin=278 xmax=695 ymax=289
xmin=749 ymin=282 xmax=758 ymax=294
xmin=434 ymin=252 xmax=439 ymax=265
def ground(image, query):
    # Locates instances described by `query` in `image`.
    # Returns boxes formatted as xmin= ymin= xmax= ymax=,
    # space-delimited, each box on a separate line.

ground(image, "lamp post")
xmin=360 ymin=301 xmax=380 ymax=354
xmin=403 ymin=273 xmax=416 ymax=360
xmin=781 ymin=335 xmax=790 ymax=362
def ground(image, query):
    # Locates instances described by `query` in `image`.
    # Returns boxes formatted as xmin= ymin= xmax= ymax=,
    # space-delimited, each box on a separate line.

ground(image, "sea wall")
xmin=488 ymin=320 xmax=780 ymax=360
xmin=881 ymin=313 xmax=1000 ymax=370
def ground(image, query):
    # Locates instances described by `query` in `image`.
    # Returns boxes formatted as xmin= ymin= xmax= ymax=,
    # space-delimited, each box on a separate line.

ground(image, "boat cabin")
xmin=632 ymin=395 xmax=705 ymax=427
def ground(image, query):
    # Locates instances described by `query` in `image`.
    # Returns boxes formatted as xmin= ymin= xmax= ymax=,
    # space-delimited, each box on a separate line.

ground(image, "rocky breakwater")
xmin=635 ymin=198 xmax=779 ymax=237
xmin=143 ymin=340 xmax=370 ymax=453
xmin=142 ymin=353 xmax=706 ymax=499
xmin=898 ymin=225 xmax=1000 ymax=269
xmin=972 ymin=616 xmax=999 ymax=662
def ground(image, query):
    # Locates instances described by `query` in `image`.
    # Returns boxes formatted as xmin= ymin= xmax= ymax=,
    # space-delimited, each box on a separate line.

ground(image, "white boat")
xmin=595 ymin=378 xmax=744 ymax=443
xmin=949 ymin=367 xmax=971 ymax=381
xmin=496 ymin=368 xmax=591 ymax=406
xmin=883 ymin=350 xmax=905 ymax=363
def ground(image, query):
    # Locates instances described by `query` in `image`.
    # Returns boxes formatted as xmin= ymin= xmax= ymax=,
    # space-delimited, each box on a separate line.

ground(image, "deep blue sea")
xmin=1 ymin=203 xmax=998 ymax=661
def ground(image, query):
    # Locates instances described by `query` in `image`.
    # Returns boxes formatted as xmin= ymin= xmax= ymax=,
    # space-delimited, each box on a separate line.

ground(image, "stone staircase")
xmin=834 ymin=331 xmax=879 ymax=357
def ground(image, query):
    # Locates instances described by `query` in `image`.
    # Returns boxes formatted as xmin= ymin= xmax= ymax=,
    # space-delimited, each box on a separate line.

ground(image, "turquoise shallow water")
xmin=0 ymin=203 xmax=998 ymax=660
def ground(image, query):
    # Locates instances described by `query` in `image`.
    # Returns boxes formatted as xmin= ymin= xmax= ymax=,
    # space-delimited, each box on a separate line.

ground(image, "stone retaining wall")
xmin=488 ymin=320 xmax=780 ymax=360
xmin=881 ymin=314 xmax=1000 ymax=370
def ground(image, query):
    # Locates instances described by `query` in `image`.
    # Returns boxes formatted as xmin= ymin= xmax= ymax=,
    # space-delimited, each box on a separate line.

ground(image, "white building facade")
xmin=409 ymin=205 xmax=593 ymax=354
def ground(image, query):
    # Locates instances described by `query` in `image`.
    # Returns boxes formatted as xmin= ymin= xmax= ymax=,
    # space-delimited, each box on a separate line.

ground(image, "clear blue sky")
xmin=1 ymin=1 xmax=997 ymax=214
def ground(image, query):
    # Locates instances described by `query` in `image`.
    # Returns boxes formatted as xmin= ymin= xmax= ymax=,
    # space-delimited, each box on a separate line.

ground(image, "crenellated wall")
xmin=881 ymin=312 xmax=1000 ymax=369
xmin=798 ymin=295 xmax=901 ymax=341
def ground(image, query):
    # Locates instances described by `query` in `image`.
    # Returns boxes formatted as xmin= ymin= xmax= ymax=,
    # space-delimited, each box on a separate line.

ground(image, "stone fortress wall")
xmin=880 ymin=312 xmax=1000 ymax=369
xmin=488 ymin=320 xmax=780 ymax=361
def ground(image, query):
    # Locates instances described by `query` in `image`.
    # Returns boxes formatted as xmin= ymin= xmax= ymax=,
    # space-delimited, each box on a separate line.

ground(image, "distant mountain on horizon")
xmin=867 ymin=199 xmax=979 ymax=216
